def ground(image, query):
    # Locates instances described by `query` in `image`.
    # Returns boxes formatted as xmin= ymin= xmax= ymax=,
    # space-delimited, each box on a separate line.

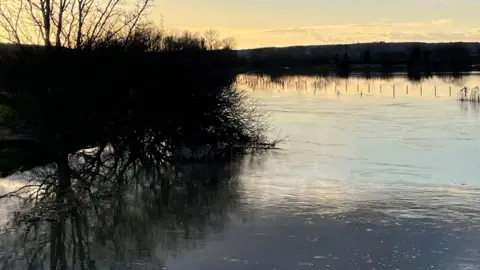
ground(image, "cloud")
xmin=431 ymin=18 xmax=453 ymax=25
xmin=260 ymin=28 xmax=309 ymax=34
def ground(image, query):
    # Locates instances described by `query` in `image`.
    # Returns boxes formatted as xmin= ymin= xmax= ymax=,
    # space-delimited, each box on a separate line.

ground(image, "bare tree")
xmin=0 ymin=0 xmax=153 ymax=48
xmin=220 ymin=37 xmax=236 ymax=50
xmin=203 ymin=28 xmax=219 ymax=50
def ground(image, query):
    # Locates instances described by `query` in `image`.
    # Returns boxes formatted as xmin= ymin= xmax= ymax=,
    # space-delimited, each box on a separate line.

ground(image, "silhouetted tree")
xmin=220 ymin=37 xmax=237 ymax=50
xmin=379 ymin=52 xmax=394 ymax=73
xmin=423 ymin=50 xmax=431 ymax=65
xmin=408 ymin=47 xmax=422 ymax=67
xmin=434 ymin=43 xmax=472 ymax=71
xmin=0 ymin=0 xmax=152 ymax=48
xmin=343 ymin=52 xmax=350 ymax=65
xmin=204 ymin=29 xmax=221 ymax=50
xmin=334 ymin=52 xmax=340 ymax=65
xmin=363 ymin=49 xmax=372 ymax=65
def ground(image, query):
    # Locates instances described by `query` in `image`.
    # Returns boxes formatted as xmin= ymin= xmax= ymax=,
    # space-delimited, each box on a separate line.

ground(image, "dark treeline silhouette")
xmin=0 ymin=48 xmax=260 ymax=169
xmin=237 ymin=42 xmax=477 ymax=77
xmin=0 ymin=23 xmax=275 ymax=174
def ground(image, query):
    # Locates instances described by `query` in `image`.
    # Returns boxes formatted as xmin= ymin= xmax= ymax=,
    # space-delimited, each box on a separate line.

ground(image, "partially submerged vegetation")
xmin=458 ymin=86 xmax=480 ymax=102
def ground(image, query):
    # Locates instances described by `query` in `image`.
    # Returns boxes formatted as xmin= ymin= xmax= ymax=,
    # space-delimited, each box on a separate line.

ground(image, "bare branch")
xmin=0 ymin=0 xmax=23 ymax=44
xmin=124 ymin=0 xmax=150 ymax=43
xmin=54 ymin=0 xmax=70 ymax=47
xmin=0 ymin=184 xmax=39 ymax=200
xmin=26 ymin=0 xmax=46 ymax=44
xmin=204 ymin=29 xmax=219 ymax=50
xmin=86 ymin=0 xmax=121 ymax=45
xmin=0 ymin=0 xmax=154 ymax=47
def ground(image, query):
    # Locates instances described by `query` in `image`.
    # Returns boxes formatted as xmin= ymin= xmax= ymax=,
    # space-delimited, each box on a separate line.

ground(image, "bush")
xmin=0 ymin=27 xmax=273 ymax=178
xmin=0 ymin=104 xmax=17 ymax=125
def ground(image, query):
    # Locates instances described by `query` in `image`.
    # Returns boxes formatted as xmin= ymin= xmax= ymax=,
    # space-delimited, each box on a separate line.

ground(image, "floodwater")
xmin=3 ymin=74 xmax=480 ymax=269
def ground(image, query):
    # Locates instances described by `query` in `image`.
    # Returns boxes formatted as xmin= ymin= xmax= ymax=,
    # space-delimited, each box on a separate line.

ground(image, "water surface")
xmin=165 ymin=74 xmax=480 ymax=270
xmin=3 ymin=74 xmax=480 ymax=270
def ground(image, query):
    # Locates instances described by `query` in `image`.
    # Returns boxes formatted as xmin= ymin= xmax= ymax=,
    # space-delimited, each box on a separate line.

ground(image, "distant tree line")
xmin=238 ymin=42 xmax=475 ymax=75
xmin=89 ymin=26 xmax=237 ymax=52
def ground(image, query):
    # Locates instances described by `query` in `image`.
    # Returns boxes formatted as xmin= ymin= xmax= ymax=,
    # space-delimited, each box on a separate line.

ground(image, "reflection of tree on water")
xmin=237 ymin=74 xmax=337 ymax=92
xmin=407 ymin=71 xmax=433 ymax=84
xmin=457 ymin=86 xmax=480 ymax=116
xmin=238 ymin=73 xmax=469 ymax=99
xmin=438 ymin=74 xmax=468 ymax=87
xmin=0 ymin=156 xmax=245 ymax=269
xmin=457 ymin=100 xmax=480 ymax=116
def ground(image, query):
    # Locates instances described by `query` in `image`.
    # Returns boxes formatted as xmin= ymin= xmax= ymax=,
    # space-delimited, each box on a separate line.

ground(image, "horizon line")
xmin=236 ymin=41 xmax=480 ymax=51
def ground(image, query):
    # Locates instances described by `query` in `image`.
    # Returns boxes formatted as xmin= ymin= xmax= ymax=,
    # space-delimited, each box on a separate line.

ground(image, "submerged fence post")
xmin=420 ymin=85 xmax=423 ymax=96
xmin=380 ymin=84 xmax=382 ymax=93
xmin=357 ymin=83 xmax=359 ymax=93
xmin=449 ymin=86 xmax=452 ymax=97
xmin=434 ymin=85 xmax=437 ymax=97
xmin=393 ymin=84 xmax=395 ymax=98
xmin=325 ymin=82 xmax=327 ymax=92
xmin=368 ymin=83 xmax=370 ymax=93
xmin=406 ymin=85 xmax=408 ymax=95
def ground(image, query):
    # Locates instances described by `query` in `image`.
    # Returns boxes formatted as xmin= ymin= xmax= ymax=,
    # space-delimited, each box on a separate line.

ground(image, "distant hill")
xmin=0 ymin=43 xmax=45 ymax=53
xmin=234 ymin=41 xmax=480 ymax=75
xmin=236 ymin=42 xmax=480 ymax=59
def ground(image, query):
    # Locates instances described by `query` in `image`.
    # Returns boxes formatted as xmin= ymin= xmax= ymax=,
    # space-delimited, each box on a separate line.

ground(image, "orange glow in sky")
xmin=152 ymin=0 xmax=480 ymax=49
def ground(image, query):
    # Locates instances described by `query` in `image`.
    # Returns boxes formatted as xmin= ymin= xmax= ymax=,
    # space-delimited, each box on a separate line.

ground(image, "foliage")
xmin=0 ymin=105 xmax=17 ymax=125
xmin=458 ymin=86 xmax=480 ymax=102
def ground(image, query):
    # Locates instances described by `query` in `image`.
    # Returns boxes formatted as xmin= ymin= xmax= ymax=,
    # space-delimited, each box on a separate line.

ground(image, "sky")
xmin=151 ymin=0 xmax=480 ymax=49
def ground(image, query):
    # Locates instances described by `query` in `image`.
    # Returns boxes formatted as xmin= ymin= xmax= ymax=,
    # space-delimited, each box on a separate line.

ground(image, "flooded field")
xmin=2 ymin=74 xmax=480 ymax=269
xmin=165 ymin=74 xmax=480 ymax=270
